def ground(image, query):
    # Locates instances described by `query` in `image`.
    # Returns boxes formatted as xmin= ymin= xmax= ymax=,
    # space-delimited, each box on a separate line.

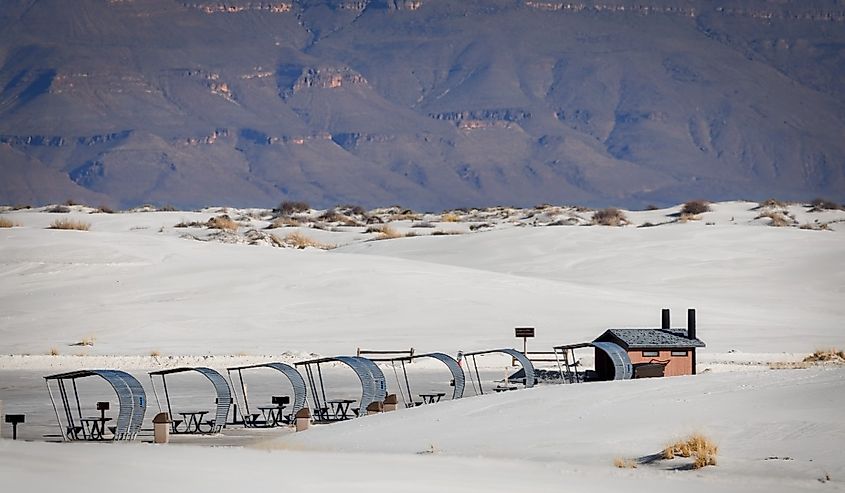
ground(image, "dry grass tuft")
xmin=803 ymin=348 xmax=845 ymax=364
xmin=282 ymin=232 xmax=334 ymax=250
xmin=757 ymin=211 xmax=792 ymax=227
xmin=681 ymin=200 xmax=711 ymax=215
xmin=49 ymin=218 xmax=90 ymax=231
xmin=441 ymin=212 xmax=461 ymax=222
xmin=591 ymin=208 xmax=628 ymax=226
xmin=0 ymin=217 xmax=20 ymax=228
xmin=149 ymin=350 xmax=161 ymax=358
xmin=174 ymin=220 xmax=205 ymax=228
xmin=267 ymin=216 xmax=301 ymax=229
xmin=207 ymin=215 xmax=238 ymax=232
xmin=388 ymin=212 xmax=422 ymax=221
xmin=368 ymin=224 xmax=405 ymax=240
xmin=663 ymin=433 xmax=718 ymax=469
xmin=71 ymin=335 xmax=96 ymax=347
xmin=613 ymin=457 xmax=637 ymax=469
xmin=769 ymin=361 xmax=811 ymax=370
xmin=49 ymin=347 xmax=60 ymax=356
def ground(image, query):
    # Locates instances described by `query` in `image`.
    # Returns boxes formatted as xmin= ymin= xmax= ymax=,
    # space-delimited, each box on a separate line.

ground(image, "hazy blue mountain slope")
xmin=0 ymin=0 xmax=842 ymax=209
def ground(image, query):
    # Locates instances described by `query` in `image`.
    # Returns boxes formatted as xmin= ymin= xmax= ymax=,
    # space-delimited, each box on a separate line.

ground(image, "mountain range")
xmin=1 ymin=0 xmax=844 ymax=209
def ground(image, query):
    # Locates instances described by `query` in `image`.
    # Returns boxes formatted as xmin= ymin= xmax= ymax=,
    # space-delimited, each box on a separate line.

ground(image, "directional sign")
xmin=515 ymin=327 xmax=535 ymax=338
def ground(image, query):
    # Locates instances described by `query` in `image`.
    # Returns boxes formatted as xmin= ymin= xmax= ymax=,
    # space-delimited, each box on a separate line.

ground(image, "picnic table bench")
xmin=176 ymin=411 xmax=210 ymax=434
xmin=418 ymin=392 xmax=446 ymax=404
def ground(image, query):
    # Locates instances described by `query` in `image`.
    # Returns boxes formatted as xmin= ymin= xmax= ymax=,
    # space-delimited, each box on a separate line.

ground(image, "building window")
xmin=671 ymin=350 xmax=689 ymax=357
xmin=642 ymin=351 xmax=659 ymax=357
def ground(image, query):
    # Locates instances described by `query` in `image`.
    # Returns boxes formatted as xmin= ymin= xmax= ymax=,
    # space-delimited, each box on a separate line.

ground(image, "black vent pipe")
xmin=688 ymin=308 xmax=696 ymax=340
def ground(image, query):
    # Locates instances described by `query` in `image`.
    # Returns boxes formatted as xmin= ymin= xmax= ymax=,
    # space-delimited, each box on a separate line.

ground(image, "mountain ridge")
xmin=1 ymin=0 xmax=843 ymax=209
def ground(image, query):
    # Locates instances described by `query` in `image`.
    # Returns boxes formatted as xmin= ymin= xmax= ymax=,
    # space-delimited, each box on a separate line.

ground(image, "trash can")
xmin=383 ymin=394 xmax=398 ymax=412
xmin=294 ymin=407 xmax=311 ymax=432
xmin=366 ymin=401 xmax=383 ymax=416
xmin=153 ymin=412 xmax=172 ymax=444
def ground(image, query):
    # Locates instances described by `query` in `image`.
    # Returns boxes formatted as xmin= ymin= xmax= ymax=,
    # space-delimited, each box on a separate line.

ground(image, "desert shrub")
xmin=49 ymin=347 xmax=60 ymax=356
xmin=469 ymin=223 xmax=493 ymax=231
xmin=803 ymin=348 xmax=845 ymax=364
xmin=206 ymin=215 xmax=238 ymax=232
xmin=591 ymin=208 xmax=628 ymax=226
xmin=681 ymin=200 xmax=710 ymax=215
xmin=320 ymin=209 xmax=360 ymax=225
xmin=266 ymin=216 xmax=301 ymax=229
xmin=809 ymin=198 xmax=841 ymax=211
xmin=282 ymin=232 xmax=334 ymax=250
xmin=441 ymin=212 xmax=461 ymax=222
xmin=638 ymin=222 xmax=656 ymax=228
xmin=644 ymin=204 xmax=659 ymax=211
xmin=800 ymin=222 xmax=832 ymax=231
xmin=46 ymin=205 xmax=71 ymax=213
xmin=338 ymin=204 xmax=367 ymax=216
xmin=158 ymin=204 xmax=177 ymax=212
xmin=150 ymin=350 xmax=161 ymax=357
xmin=404 ymin=231 xmax=418 ymax=238
xmin=277 ymin=200 xmax=310 ymax=215
xmin=94 ymin=205 xmax=114 ymax=214
xmin=174 ymin=220 xmax=205 ymax=228
xmin=319 ymin=209 xmax=345 ymax=222
xmin=388 ymin=212 xmax=422 ymax=221
xmin=758 ymin=198 xmax=786 ymax=209
xmin=0 ymin=217 xmax=19 ymax=228
xmin=663 ymin=434 xmax=718 ymax=469
xmin=65 ymin=199 xmax=80 ymax=206
xmin=757 ymin=211 xmax=791 ymax=227
xmin=49 ymin=219 xmax=90 ymax=231
xmin=431 ymin=230 xmax=463 ymax=236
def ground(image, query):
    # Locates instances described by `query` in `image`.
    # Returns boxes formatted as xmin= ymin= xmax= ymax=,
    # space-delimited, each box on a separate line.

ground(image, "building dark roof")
xmin=594 ymin=328 xmax=705 ymax=349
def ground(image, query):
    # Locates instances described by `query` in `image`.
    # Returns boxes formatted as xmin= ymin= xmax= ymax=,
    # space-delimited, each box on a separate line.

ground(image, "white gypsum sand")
xmin=0 ymin=200 xmax=842 ymax=492
xmin=0 ymin=201 xmax=842 ymax=358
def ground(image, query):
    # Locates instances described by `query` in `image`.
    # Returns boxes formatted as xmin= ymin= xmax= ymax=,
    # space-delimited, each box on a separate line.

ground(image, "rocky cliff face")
xmin=0 ymin=0 xmax=842 ymax=209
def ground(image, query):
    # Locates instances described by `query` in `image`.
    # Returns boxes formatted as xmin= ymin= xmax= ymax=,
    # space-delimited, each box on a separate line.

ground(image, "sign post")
xmin=514 ymin=327 xmax=535 ymax=357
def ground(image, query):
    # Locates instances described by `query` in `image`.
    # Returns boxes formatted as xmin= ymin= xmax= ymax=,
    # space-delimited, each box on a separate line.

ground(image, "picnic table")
xmin=79 ymin=416 xmax=112 ymax=440
xmin=326 ymin=399 xmax=356 ymax=420
xmin=257 ymin=405 xmax=285 ymax=427
xmin=419 ymin=392 xmax=446 ymax=404
xmin=177 ymin=411 xmax=209 ymax=433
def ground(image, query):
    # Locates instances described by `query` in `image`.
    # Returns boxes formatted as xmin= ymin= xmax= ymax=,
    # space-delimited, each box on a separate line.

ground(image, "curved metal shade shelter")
xmin=422 ymin=352 xmax=466 ymax=399
xmin=354 ymin=356 xmax=387 ymax=401
xmin=226 ymin=362 xmax=308 ymax=421
xmin=44 ymin=369 xmax=147 ymax=441
xmin=591 ymin=342 xmax=633 ymax=380
xmin=462 ymin=348 xmax=536 ymax=395
xmin=553 ymin=341 xmax=633 ymax=382
xmin=148 ymin=367 xmax=231 ymax=433
xmin=370 ymin=352 xmax=465 ymax=403
xmin=295 ymin=356 xmax=384 ymax=421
